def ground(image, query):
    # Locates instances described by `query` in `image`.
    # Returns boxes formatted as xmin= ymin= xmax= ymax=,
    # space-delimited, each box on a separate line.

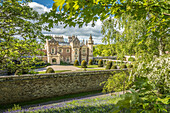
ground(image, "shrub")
xmin=120 ymin=64 xmax=127 ymax=69
xmin=14 ymin=69 xmax=29 ymax=75
xmin=46 ymin=67 xmax=55 ymax=73
xmin=111 ymin=65 xmax=117 ymax=69
xmin=98 ymin=59 xmax=103 ymax=67
xmin=127 ymin=64 xmax=133 ymax=68
xmin=128 ymin=57 xmax=135 ymax=61
xmin=8 ymin=104 xmax=21 ymax=112
xmin=81 ymin=60 xmax=87 ymax=68
xmin=14 ymin=70 xmax=22 ymax=75
xmin=88 ymin=59 xmax=93 ymax=65
xmin=105 ymin=61 xmax=112 ymax=70
xmin=74 ymin=60 xmax=79 ymax=66
xmin=46 ymin=63 xmax=51 ymax=66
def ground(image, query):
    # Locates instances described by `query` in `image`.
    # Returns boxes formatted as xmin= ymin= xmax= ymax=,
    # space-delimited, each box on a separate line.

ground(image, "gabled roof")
xmin=71 ymin=36 xmax=80 ymax=43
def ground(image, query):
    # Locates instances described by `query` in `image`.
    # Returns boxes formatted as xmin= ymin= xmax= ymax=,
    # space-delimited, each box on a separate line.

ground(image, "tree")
xmin=74 ymin=60 xmax=79 ymax=66
xmin=93 ymin=44 xmax=116 ymax=57
xmin=102 ymin=14 xmax=169 ymax=60
xmin=81 ymin=60 xmax=87 ymax=68
xmin=51 ymin=0 xmax=169 ymax=29
xmin=0 ymin=0 xmax=48 ymax=75
xmin=51 ymin=0 xmax=170 ymax=111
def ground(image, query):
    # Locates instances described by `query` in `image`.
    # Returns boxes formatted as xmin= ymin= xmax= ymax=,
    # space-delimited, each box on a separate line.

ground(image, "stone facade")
xmin=0 ymin=70 xmax=125 ymax=105
xmin=42 ymin=35 xmax=94 ymax=64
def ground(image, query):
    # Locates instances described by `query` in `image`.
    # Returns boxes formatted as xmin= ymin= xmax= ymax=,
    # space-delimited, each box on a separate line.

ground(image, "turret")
xmin=88 ymin=34 xmax=94 ymax=61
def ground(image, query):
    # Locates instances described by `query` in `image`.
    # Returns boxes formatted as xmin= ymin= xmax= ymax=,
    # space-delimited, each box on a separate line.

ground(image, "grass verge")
xmin=38 ymin=70 xmax=72 ymax=74
xmin=0 ymin=90 xmax=102 ymax=110
xmin=76 ymin=65 xmax=102 ymax=68
xmin=76 ymin=69 xmax=105 ymax=71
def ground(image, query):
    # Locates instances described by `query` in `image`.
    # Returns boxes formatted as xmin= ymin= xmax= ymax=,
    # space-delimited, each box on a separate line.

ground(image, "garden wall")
xmin=0 ymin=70 xmax=124 ymax=105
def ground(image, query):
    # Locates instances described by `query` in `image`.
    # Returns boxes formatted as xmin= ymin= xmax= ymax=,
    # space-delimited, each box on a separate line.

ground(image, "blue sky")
xmin=29 ymin=0 xmax=104 ymax=44
xmin=33 ymin=0 xmax=54 ymax=8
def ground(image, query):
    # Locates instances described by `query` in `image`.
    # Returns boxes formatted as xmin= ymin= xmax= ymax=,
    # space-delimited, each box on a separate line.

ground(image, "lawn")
xmin=5 ymin=94 xmax=119 ymax=113
xmin=76 ymin=65 xmax=102 ymax=68
xmin=38 ymin=70 xmax=72 ymax=74
xmin=76 ymin=69 xmax=105 ymax=71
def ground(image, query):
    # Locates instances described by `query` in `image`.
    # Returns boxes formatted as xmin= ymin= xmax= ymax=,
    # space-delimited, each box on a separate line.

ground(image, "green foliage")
xmin=0 ymin=0 xmax=49 ymax=75
xmin=120 ymin=64 xmax=127 ymax=69
xmin=60 ymin=61 xmax=71 ymax=65
xmin=46 ymin=67 xmax=55 ymax=73
xmin=7 ymin=104 xmax=21 ymax=112
xmin=128 ymin=57 xmax=135 ymax=62
xmin=105 ymin=61 xmax=112 ymax=70
xmin=102 ymin=71 xmax=130 ymax=93
xmin=127 ymin=64 xmax=133 ymax=69
xmin=81 ymin=60 xmax=87 ymax=68
xmin=111 ymin=65 xmax=117 ymax=69
xmin=134 ymin=55 xmax=170 ymax=94
xmin=83 ymin=68 xmax=87 ymax=71
xmin=88 ymin=59 xmax=93 ymax=65
xmin=74 ymin=60 xmax=79 ymax=66
xmin=111 ymin=77 xmax=170 ymax=113
xmin=14 ymin=69 xmax=29 ymax=75
xmin=93 ymin=44 xmax=117 ymax=57
xmin=98 ymin=59 xmax=103 ymax=67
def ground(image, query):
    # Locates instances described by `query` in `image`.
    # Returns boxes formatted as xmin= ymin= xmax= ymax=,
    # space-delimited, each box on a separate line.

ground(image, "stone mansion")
xmin=41 ymin=35 xmax=94 ymax=64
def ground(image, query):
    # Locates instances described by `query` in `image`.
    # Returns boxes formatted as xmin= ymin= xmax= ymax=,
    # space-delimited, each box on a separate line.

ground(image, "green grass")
xmin=38 ymin=70 xmax=72 ymax=74
xmin=76 ymin=65 xmax=102 ymax=68
xmin=0 ymin=90 xmax=102 ymax=110
xmin=5 ymin=91 xmax=119 ymax=113
xmin=76 ymin=68 xmax=105 ymax=71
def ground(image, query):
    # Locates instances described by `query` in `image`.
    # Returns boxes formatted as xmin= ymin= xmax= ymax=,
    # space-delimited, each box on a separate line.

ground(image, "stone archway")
xmin=52 ymin=58 xmax=57 ymax=64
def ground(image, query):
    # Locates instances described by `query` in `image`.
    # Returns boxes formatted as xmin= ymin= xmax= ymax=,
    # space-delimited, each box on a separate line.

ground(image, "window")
xmin=51 ymin=48 xmax=55 ymax=54
xmin=83 ymin=49 xmax=86 ymax=53
xmin=67 ymin=57 xmax=69 ymax=62
xmin=75 ymin=49 xmax=78 ymax=55
xmin=59 ymin=49 xmax=62 ymax=53
xmin=67 ymin=49 xmax=70 ymax=53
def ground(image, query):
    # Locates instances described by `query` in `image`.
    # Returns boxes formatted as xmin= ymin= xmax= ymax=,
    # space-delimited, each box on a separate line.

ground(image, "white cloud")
xmin=28 ymin=2 xmax=52 ymax=14
xmin=28 ymin=2 xmax=104 ymax=44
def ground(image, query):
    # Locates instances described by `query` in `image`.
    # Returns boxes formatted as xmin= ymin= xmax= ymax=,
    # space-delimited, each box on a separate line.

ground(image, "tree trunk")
xmin=158 ymin=37 xmax=165 ymax=56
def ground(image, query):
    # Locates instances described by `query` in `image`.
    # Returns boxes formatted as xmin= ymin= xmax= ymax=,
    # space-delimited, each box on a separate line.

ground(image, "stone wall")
xmin=0 ymin=70 xmax=124 ymax=105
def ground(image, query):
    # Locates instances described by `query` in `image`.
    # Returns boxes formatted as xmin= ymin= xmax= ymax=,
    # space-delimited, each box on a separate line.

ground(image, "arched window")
xmin=75 ymin=49 xmax=78 ymax=55
xmin=52 ymin=58 xmax=56 ymax=63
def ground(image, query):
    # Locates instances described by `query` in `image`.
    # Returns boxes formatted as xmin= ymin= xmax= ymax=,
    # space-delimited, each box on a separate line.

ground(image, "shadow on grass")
xmin=5 ymin=103 xmax=115 ymax=113
xmin=0 ymin=90 xmax=103 ymax=111
xmin=39 ymin=104 xmax=115 ymax=113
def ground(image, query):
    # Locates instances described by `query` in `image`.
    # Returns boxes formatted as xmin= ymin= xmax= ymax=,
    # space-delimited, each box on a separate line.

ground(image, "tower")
xmin=88 ymin=34 xmax=94 ymax=61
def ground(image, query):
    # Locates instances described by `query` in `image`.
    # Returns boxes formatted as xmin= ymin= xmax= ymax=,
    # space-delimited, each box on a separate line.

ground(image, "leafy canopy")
xmin=0 ymin=0 xmax=49 ymax=74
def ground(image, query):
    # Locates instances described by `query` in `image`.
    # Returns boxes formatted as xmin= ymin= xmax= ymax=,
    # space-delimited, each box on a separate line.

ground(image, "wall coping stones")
xmin=0 ymin=69 xmax=127 ymax=82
